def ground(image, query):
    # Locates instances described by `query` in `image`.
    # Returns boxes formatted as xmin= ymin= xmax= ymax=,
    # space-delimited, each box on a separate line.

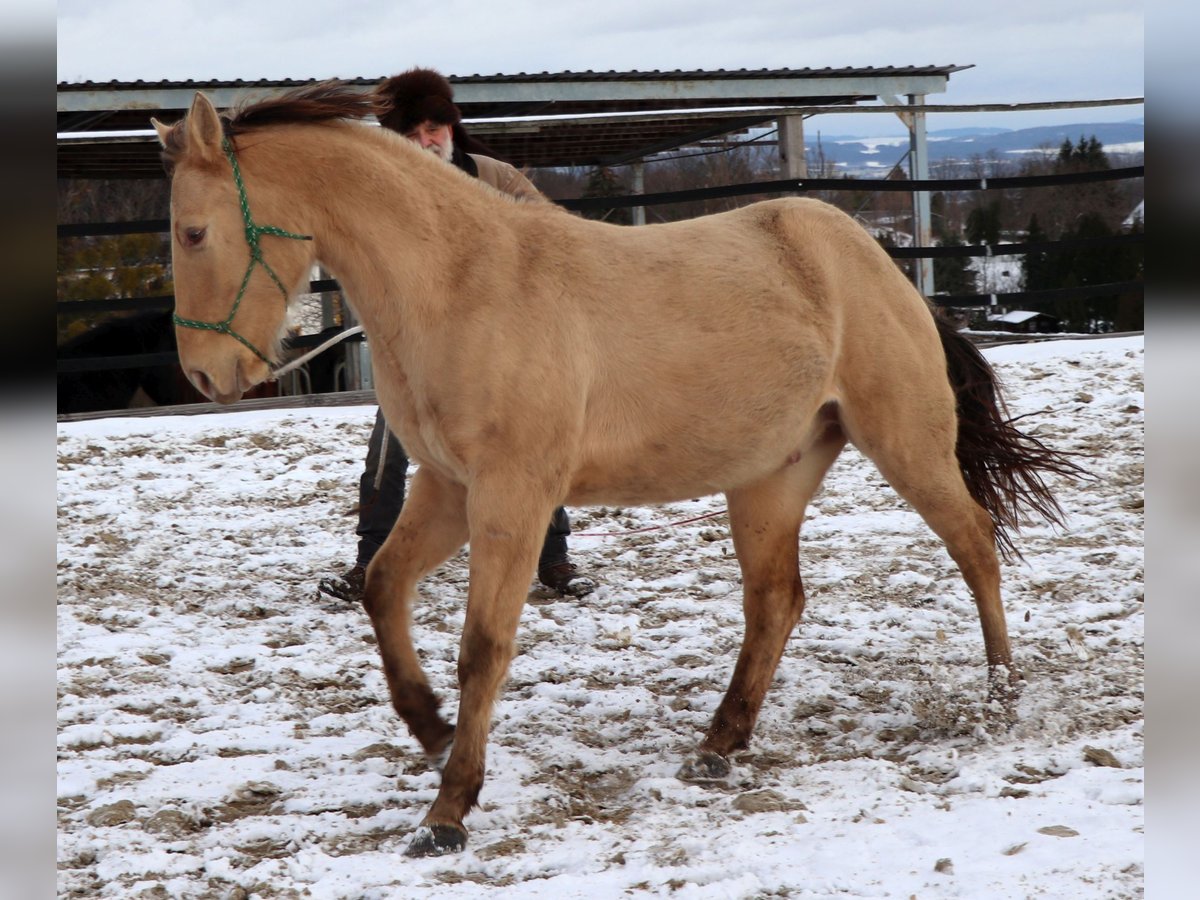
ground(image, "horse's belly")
xmin=566 ymin=470 xmax=718 ymax=507
xmin=567 ymin=419 xmax=810 ymax=507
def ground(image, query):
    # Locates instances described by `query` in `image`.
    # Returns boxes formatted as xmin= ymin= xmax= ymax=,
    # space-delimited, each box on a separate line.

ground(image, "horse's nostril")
xmin=189 ymin=369 xmax=215 ymax=400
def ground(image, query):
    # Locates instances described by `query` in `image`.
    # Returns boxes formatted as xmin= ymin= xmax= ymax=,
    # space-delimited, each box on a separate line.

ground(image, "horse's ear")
xmin=150 ymin=117 xmax=173 ymax=148
xmin=184 ymin=92 xmax=225 ymax=164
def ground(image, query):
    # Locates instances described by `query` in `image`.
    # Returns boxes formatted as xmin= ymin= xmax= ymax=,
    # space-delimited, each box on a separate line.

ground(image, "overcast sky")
xmin=56 ymin=0 xmax=1143 ymax=135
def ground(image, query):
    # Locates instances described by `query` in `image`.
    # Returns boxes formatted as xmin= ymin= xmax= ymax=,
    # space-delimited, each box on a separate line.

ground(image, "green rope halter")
xmin=171 ymin=137 xmax=313 ymax=365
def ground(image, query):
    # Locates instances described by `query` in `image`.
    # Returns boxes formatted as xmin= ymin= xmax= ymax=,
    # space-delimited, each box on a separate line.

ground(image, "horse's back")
xmin=554 ymin=195 xmax=933 ymax=388
xmin=544 ymin=196 xmax=950 ymax=504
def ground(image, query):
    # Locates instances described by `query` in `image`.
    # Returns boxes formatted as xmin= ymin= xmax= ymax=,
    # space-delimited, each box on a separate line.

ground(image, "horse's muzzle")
xmin=187 ymin=364 xmax=248 ymax=405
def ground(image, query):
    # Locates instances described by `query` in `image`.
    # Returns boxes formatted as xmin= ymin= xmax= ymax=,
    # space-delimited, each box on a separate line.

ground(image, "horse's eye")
xmin=180 ymin=226 xmax=207 ymax=248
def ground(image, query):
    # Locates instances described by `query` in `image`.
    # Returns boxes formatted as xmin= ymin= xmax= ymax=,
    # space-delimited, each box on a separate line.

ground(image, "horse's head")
xmin=152 ymin=93 xmax=314 ymax=403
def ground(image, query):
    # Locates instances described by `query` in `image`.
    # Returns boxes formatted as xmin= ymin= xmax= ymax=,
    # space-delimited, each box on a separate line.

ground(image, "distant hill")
xmin=927 ymin=126 xmax=1012 ymax=139
xmin=811 ymin=121 xmax=1144 ymax=174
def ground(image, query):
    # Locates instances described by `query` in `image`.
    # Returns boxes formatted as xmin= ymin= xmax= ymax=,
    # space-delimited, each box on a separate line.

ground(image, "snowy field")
xmin=57 ymin=337 xmax=1144 ymax=899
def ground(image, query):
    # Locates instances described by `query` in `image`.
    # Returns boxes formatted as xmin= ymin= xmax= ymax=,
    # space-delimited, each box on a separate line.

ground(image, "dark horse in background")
xmin=57 ymin=310 xmax=349 ymax=415
xmin=56 ymin=309 xmax=206 ymax=415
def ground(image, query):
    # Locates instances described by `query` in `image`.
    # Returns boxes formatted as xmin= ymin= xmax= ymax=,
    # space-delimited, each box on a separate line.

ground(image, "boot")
xmin=317 ymin=564 xmax=366 ymax=603
xmin=537 ymin=561 xmax=597 ymax=597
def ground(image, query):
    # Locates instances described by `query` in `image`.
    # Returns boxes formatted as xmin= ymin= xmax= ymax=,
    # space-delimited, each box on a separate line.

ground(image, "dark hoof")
xmin=405 ymin=824 xmax=468 ymax=858
xmin=676 ymin=750 xmax=731 ymax=783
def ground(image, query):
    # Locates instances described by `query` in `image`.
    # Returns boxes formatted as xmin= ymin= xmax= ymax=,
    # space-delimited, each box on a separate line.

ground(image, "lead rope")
xmin=172 ymin=137 xmax=313 ymax=365
xmin=269 ymin=324 xmax=364 ymax=380
xmin=268 ymin=321 xmax=391 ymax=488
xmin=574 ymin=509 xmax=728 ymax=538
xmin=374 ymin=426 xmax=391 ymax=492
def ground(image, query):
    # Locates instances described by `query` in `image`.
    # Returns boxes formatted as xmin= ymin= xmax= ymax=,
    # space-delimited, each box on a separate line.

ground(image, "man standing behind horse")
xmin=318 ymin=67 xmax=596 ymax=604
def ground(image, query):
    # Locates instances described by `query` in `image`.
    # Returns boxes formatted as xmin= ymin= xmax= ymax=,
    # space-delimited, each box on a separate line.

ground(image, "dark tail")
xmin=934 ymin=314 xmax=1089 ymax=561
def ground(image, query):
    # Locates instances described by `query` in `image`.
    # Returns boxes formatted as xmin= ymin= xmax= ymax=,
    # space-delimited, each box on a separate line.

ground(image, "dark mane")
xmin=224 ymin=80 xmax=387 ymax=134
xmin=160 ymin=80 xmax=387 ymax=174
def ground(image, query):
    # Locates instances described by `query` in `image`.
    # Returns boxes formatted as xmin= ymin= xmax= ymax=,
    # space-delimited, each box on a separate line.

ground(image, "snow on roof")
xmin=1123 ymin=199 xmax=1145 ymax=229
xmin=991 ymin=310 xmax=1055 ymax=324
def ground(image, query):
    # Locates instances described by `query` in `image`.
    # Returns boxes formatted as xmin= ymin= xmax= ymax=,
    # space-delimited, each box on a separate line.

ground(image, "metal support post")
xmin=908 ymin=95 xmax=934 ymax=296
xmin=338 ymin=296 xmax=371 ymax=391
xmin=631 ymin=161 xmax=646 ymax=226
xmin=882 ymin=94 xmax=935 ymax=296
xmin=778 ymin=114 xmax=808 ymax=179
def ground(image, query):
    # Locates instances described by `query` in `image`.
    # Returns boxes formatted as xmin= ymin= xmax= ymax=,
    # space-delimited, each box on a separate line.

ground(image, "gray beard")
xmin=426 ymin=136 xmax=453 ymax=163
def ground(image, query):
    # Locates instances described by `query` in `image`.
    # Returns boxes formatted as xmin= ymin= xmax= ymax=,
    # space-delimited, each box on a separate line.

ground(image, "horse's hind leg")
xmin=363 ymin=467 xmax=469 ymax=762
xmin=679 ymin=428 xmax=845 ymax=782
xmin=839 ymin=391 xmax=1018 ymax=708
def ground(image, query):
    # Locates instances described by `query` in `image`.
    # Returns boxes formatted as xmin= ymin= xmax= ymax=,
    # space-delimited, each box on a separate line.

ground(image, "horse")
xmin=56 ymin=309 xmax=195 ymax=414
xmin=151 ymin=83 xmax=1080 ymax=857
xmin=57 ymin=308 xmax=287 ymax=415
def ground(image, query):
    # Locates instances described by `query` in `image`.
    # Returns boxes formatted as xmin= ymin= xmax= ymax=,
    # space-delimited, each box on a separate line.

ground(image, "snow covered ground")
xmin=56 ymin=337 xmax=1144 ymax=899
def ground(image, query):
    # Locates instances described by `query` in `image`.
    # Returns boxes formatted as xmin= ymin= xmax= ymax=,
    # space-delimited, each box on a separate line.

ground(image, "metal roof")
xmin=58 ymin=66 xmax=969 ymax=177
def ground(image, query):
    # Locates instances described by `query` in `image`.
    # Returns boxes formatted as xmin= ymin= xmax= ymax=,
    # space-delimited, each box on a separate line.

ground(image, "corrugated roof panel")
xmin=57 ymin=66 xmax=968 ymax=176
xmin=58 ymin=65 xmax=969 ymax=91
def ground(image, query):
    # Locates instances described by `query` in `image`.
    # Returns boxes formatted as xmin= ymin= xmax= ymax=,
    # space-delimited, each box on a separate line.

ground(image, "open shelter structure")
xmin=58 ymin=65 xmax=968 ymax=292
xmin=59 ymin=66 xmax=977 ymax=408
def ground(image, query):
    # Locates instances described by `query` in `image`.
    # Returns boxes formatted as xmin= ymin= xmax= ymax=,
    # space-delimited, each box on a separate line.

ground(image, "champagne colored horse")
xmin=153 ymin=83 xmax=1078 ymax=857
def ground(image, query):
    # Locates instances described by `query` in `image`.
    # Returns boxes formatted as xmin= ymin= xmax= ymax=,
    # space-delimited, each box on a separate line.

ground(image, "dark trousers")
xmin=356 ymin=409 xmax=571 ymax=569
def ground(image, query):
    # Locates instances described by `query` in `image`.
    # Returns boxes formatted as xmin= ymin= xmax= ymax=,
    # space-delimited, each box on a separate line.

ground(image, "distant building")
xmin=987 ymin=310 xmax=1061 ymax=334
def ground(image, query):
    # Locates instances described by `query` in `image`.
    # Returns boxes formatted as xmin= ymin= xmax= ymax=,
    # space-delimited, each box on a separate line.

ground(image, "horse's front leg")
xmin=406 ymin=479 xmax=553 ymax=857
xmin=363 ymin=467 xmax=468 ymax=761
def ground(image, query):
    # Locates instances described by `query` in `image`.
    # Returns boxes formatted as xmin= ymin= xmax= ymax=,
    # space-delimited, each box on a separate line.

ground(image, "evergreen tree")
xmin=581 ymin=166 xmax=632 ymax=224
xmin=933 ymin=229 xmax=973 ymax=295
xmin=57 ymin=233 xmax=173 ymax=344
xmin=1039 ymin=135 xmax=1119 ymax=237
xmin=872 ymin=230 xmax=913 ymax=281
xmin=1043 ymin=211 xmax=1136 ymax=332
xmin=965 ymin=200 xmax=1002 ymax=245
xmin=1017 ymin=136 xmax=1139 ymax=331
xmin=1113 ymin=219 xmax=1144 ymax=331
xmin=1059 ymin=135 xmax=1109 ymax=171
xmin=1058 ymin=137 xmax=1075 ymax=167
xmin=58 ymin=178 xmax=175 ymax=345
xmin=1021 ymin=215 xmax=1051 ymax=292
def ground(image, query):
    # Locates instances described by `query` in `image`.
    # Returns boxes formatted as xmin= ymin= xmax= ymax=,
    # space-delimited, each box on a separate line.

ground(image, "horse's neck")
xmin=279 ymin=126 xmax=496 ymax=327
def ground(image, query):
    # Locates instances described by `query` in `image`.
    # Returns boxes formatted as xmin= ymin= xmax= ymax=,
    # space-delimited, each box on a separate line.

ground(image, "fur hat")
xmin=377 ymin=67 xmax=462 ymax=135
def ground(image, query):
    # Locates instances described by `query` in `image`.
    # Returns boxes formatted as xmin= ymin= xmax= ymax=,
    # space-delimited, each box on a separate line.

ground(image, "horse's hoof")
xmin=986 ymin=665 xmax=1023 ymax=727
xmin=987 ymin=665 xmax=1023 ymax=701
xmin=404 ymin=824 xmax=468 ymax=858
xmin=676 ymin=750 xmax=731 ymax=783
